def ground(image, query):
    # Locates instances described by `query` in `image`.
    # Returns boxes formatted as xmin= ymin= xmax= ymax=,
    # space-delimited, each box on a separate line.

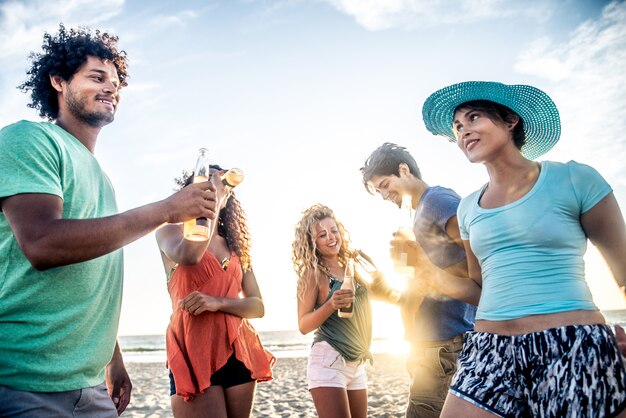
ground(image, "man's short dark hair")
xmin=360 ymin=142 xmax=421 ymax=194
xmin=18 ymin=23 xmax=129 ymax=121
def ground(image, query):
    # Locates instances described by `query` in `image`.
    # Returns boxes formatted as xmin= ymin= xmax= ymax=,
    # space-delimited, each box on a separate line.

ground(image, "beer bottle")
xmin=355 ymin=250 xmax=402 ymax=303
xmin=221 ymin=167 xmax=244 ymax=190
xmin=390 ymin=194 xmax=416 ymax=282
xmin=183 ymin=148 xmax=211 ymax=241
xmin=338 ymin=258 xmax=355 ymax=318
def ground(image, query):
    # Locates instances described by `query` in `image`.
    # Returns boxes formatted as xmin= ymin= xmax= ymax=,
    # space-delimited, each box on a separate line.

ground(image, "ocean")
xmin=119 ymin=309 xmax=626 ymax=363
xmin=119 ymin=329 xmax=408 ymax=363
xmin=119 ymin=330 xmax=314 ymax=363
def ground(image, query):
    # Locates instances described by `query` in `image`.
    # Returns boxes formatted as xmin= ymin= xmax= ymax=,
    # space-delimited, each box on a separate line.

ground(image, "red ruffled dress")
xmin=166 ymin=251 xmax=275 ymax=401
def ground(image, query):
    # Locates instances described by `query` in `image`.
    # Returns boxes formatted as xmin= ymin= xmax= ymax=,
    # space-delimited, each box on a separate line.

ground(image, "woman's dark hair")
xmin=176 ymin=165 xmax=252 ymax=272
xmin=455 ymin=100 xmax=526 ymax=150
xmin=18 ymin=23 xmax=129 ymax=121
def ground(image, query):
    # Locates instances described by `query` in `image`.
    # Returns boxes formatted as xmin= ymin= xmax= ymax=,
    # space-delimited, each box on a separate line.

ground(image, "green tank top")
xmin=313 ymin=276 xmax=373 ymax=363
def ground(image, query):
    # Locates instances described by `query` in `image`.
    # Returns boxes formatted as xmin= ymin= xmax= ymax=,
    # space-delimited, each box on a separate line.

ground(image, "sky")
xmin=1 ymin=0 xmax=625 ymax=338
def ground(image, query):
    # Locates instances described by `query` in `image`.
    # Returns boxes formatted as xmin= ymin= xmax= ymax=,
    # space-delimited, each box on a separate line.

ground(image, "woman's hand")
xmin=179 ymin=291 xmax=222 ymax=315
xmin=327 ymin=288 xmax=354 ymax=311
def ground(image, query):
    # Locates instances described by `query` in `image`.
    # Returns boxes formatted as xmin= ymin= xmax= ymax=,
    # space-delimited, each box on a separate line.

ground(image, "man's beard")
xmin=66 ymin=88 xmax=115 ymax=128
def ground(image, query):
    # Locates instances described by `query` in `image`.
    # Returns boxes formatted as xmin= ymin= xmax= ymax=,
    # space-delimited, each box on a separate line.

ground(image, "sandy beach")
xmin=121 ymin=352 xmax=409 ymax=417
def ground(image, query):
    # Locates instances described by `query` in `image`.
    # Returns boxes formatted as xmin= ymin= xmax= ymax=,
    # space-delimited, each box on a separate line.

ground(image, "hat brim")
xmin=421 ymin=81 xmax=561 ymax=160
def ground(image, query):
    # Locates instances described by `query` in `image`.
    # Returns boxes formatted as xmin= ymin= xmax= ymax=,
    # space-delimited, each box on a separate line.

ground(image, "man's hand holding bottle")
xmin=389 ymin=235 xmax=439 ymax=296
xmin=162 ymin=179 xmax=218 ymax=225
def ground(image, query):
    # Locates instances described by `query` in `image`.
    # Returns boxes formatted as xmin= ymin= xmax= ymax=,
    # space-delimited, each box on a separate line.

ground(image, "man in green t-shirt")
xmin=0 ymin=25 xmax=218 ymax=417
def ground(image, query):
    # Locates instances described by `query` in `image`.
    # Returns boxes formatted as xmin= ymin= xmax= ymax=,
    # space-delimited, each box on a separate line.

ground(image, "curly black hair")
xmin=18 ymin=23 xmax=129 ymax=121
xmin=176 ymin=166 xmax=253 ymax=272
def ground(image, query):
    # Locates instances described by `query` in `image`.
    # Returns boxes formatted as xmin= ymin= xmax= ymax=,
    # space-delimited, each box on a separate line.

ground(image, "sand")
xmin=121 ymin=352 xmax=409 ymax=417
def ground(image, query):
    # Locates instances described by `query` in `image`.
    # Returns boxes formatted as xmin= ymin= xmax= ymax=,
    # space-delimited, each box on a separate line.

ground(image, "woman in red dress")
xmin=156 ymin=165 xmax=274 ymax=418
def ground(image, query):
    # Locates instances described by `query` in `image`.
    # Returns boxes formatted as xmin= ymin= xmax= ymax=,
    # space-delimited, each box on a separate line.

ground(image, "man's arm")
xmin=389 ymin=215 xmax=482 ymax=305
xmin=417 ymin=226 xmax=483 ymax=305
xmin=441 ymin=215 xmax=482 ymax=304
xmin=0 ymin=181 xmax=216 ymax=270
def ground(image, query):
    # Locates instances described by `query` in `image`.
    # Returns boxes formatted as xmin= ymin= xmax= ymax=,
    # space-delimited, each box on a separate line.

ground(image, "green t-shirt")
xmin=0 ymin=120 xmax=123 ymax=392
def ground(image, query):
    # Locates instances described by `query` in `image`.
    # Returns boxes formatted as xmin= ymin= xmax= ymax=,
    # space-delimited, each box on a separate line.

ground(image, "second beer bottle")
xmin=221 ymin=167 xmax=244 ymax=190
xmin=184 ymin=148 xmax=211 ymax=241
xmin=395 ymin=194 xmax=416 ymax=278
xmin=338 ymin=258 xmax=355 ymax=318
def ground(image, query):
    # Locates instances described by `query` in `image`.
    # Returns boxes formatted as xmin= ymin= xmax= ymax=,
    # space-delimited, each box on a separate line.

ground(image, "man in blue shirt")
xmin=361 ymin=143 xmax=476 ymax=418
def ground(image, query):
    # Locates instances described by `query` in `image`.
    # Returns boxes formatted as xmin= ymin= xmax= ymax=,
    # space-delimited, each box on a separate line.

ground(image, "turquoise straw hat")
xmin=421 ymin=81 xmax=561 ymax=160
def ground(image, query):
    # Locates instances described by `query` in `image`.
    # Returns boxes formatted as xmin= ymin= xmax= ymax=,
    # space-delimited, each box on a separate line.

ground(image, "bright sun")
xmin=371 ymin=302 xmax=411 ymax=355
xmin=368 ymin=268 xmax=412 ymax=356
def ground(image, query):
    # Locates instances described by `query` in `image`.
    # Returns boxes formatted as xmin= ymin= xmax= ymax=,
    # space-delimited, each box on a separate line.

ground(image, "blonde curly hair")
xmin=292 ymin=204 xmax=354 ymax=300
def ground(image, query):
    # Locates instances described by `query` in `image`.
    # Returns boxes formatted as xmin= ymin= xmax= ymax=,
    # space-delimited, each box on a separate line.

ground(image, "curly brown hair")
xmin=292 ymin=204 xmax=354 ymax=300
xmin=18 ymin=23 xmax=129 ymax=121
xmin=176 ymin=167 xmax=252 ymax=272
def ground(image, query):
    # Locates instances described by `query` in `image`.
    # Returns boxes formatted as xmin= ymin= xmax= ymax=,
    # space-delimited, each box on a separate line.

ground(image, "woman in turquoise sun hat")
xmin=420 ymin=81 xmax=626 ymax=418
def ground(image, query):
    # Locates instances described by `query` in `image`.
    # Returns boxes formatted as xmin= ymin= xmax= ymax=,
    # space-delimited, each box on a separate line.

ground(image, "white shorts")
xmin=307 ymin=341 xmax=368 ymax=391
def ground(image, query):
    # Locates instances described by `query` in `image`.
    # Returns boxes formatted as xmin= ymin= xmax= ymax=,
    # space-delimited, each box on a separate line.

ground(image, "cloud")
xmin=322 ymin=0 xmax=549 ymax=31
xmin=515 ymin=1 xmax=626 ymax=186
xmin=0 ymin=0 xmax=125 ymax=66
xmin=149 ymin=9 xmax=200 ymax=28
xmin=0 ymin=0 xmax=126 ymax=126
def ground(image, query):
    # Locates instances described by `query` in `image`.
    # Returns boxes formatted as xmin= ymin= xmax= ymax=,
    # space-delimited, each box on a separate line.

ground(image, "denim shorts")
xmin=450 ymin=324 xmax=626 ymax=418
xmin=169 ymin=352 xmax=254 ymax=396
xmin=0 ymin=382 xmax=116 ymax=418
xmin=307 ymin=341 xmax=367 ymax=390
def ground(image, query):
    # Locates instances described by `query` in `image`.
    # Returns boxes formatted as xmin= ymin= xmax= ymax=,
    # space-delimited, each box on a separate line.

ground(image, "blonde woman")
xmin=292 ymin=204 xmax=377 ymax=418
